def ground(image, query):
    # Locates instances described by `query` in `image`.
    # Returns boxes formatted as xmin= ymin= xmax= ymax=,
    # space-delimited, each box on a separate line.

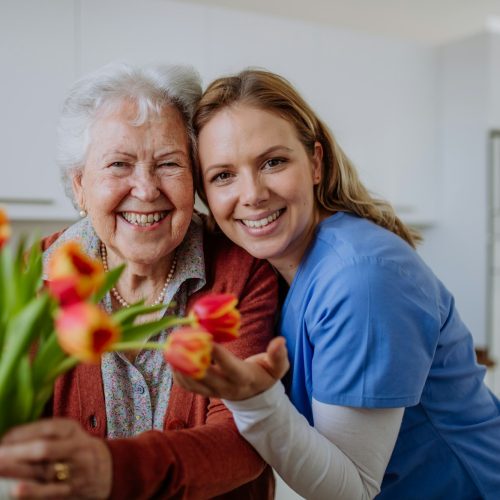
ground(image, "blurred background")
xmin=2 ymin=2 xmax=500 ymax=495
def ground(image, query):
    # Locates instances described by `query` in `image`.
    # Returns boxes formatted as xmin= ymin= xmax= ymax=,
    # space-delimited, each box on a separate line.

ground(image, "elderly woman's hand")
xmin=0 ymin=418 xmax=112 ymax=499
xmin=174 ymin=337 xmax=289 ymax=401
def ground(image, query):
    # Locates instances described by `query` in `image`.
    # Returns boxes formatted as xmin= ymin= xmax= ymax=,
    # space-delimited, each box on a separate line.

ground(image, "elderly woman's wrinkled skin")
xmin=73 ymin=101 xmax=194 ymax=298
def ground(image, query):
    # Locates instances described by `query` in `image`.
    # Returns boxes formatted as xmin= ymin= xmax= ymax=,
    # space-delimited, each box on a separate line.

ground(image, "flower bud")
xmin=0 ymin=208 xmax=11 ymax=249
xmin=190 ymin=293 xmax=241 ymax=343
xmin=164 ymin=327 xmax=213 ymax=379
xmin=55 ymin=302 xmax=120 ymax=363
xmin=47 ymin=241 xmax=104 ymax=307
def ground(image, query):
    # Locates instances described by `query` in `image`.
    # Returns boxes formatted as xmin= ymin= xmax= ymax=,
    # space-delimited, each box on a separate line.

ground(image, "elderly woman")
xmin=0 ymin=64 xmax=278 ymax=499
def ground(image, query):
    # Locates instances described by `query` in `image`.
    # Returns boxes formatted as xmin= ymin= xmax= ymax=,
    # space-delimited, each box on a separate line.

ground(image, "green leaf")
xmin=13 ymin=355 xmax=34 ymax=425
xmin=92 ymin=264 xmax=125 ymax=304
xmin=19 ymin=240 xmax=43 ymax=303
xmin=0 ymin=252 xmax=5 ymax=351
xmin=120 ymin=315 xmax=187 ymax=343
xmin=45 ymin=356 xmax=78 ymax=382
xmin=31 ymin=356 xmax=78 ymax=421
xmin=111 ymin=302 xmax=167 ymax=326
xmin=0 ymin=246 xmax=17 ymax=317
xmin=0 ymin=294 xmax=51 ymax=401
xmin=31 ymin=332 xmax=66 ymax=391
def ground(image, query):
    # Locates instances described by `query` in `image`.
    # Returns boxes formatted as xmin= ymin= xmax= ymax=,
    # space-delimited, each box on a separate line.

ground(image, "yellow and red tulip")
xmin=55 ymin=302 xmax=120 ymax=363
xmin=164 ymin=327 xmax=213 ymax=379
xmin=47 ymin=241 xmax=105 ymax=307
xmin=190 ymin=293 xmax=241 ymax=343
xmin=0 ymin=208 xmax=11 ymax=249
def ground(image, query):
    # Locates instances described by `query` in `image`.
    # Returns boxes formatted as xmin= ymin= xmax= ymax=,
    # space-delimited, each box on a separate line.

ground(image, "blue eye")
xmin=264 ymin=158 xmax=286 ymax=169
xmin=211 ymin=171 xmax=233 ymax=184
xmin=110 ymin=161 xmax=129 ymax=168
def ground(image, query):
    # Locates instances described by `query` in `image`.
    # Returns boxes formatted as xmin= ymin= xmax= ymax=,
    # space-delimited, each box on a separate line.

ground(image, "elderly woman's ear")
xmin=71 ymin=170 xmax=87 ymax=217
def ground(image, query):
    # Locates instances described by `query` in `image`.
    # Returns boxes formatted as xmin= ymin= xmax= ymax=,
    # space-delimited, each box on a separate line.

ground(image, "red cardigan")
xmin=43 ymin=228 xmax=278 ymax=499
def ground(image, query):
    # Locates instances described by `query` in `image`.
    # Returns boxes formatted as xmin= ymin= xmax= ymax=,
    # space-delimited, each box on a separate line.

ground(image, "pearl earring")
xmin=79 ymin=209 xmax=87 ymax=218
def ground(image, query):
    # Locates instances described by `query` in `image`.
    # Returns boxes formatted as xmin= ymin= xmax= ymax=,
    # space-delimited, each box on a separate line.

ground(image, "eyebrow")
xmin=203 ymin=145 xmax=294 ymax=174
xmin=154 ymin=149 xmax=189 ymax=160
xmin=102 ymin=151 xmax=135 ymax=159
xmin=101 ymin=149 xmax=189 ymax=160
xmin=256 ymin=145 xmax=293 ymax=162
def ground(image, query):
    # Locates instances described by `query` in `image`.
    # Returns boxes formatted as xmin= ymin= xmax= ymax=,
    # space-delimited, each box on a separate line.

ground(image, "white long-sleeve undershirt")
xmin=223 ymin=382 xmax=403 ymax=500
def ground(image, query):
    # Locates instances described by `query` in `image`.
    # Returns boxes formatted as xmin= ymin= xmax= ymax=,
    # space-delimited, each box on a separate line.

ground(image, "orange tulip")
xmin=164 ymin=327 xmax=213 ymax=379
xmin=190 ymin=293 xmax=241 ymax=343
xmin=0 ymin=208 xmax=11 ymax=249
xmin=47 ymin=241 xmax=104 ymax=306
xmin=55 ymin=302 xmax=120 ymax=363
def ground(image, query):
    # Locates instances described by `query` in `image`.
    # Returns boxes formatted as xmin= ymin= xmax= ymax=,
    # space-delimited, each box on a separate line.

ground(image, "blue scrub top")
xmin=281 ymin=212 xmax=500 ymax=499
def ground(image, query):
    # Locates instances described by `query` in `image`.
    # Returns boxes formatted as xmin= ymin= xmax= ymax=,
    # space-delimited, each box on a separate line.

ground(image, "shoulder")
xmin=313 ymin=213 xmax=413 ymax=262
xmin=290 ymin=214 xmax=441 ymax=324
xmin=302 ymin=213 xmax=430 ymax=291
xmin=41 ymin=229 xmax=68 ymax=251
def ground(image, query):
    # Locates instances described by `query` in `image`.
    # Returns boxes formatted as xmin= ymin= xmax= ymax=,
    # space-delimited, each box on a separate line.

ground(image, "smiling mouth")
xmin=120 ymin=211 xmax=168 ymax=227
xmin=240 ymin=209 xmax=284 ymax=229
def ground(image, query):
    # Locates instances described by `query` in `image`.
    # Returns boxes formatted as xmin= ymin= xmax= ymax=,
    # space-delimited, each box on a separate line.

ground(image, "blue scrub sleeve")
xmin=306 ymin=256 xmax=440 ymax=408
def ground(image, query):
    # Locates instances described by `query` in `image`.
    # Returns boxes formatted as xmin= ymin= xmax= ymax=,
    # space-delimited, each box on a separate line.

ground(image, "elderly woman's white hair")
xmin=57 ymin=62 xmax=202 ymax=205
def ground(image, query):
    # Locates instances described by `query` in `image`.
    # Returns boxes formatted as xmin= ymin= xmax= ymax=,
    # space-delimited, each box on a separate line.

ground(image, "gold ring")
xmin=53 ymin=461 xmax=70 ymax=482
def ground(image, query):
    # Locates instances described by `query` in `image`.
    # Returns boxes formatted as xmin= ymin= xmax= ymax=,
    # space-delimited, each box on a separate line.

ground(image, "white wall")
xmin=417 ymin=32 xmax=500 ymax=347
xmin=3 ymin=0 xmax=439 ymax=225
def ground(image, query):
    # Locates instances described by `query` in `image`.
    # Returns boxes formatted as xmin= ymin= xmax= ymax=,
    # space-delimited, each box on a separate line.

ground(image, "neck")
xmin=270 ymin=208 xmax=332 ymax=285
xmin=100 ymin=242 xmax=177 ymax=307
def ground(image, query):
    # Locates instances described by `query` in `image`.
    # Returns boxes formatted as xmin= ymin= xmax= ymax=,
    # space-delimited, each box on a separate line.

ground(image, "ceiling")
xmin=179 ymin=0 xmax=500 ymax=45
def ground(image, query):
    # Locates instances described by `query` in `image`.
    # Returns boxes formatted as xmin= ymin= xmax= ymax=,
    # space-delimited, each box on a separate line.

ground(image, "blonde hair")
xmin=194 ymin=69 xmax=421 ymax=248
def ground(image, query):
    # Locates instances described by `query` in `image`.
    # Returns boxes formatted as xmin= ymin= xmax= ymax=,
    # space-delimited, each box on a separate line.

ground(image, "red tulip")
xmin=47 ymin=241 xmax=105 ymax=306
xmin=164 ymin=327 xmax=213 ymax=379
xmin=55 ymin=302 xmax=120 ymax=363
xmin=0 ymin=208 xmax=11 ymax=249
xmin=190 ymin=293 xmax=241 ymax=343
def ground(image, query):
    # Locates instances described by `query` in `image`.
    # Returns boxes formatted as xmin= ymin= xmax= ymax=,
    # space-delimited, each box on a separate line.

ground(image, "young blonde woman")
xmin=175 ymin=69 xmax=500 ymax=499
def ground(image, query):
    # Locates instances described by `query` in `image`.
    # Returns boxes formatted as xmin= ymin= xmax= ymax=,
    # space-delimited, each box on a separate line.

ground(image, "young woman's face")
xmin=198 ymin=104 xmax=323 ymax=276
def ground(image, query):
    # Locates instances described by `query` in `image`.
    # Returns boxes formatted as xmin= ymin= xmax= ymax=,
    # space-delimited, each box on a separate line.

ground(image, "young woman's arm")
xmin=224 ymin=382 xmax=403 ymax=500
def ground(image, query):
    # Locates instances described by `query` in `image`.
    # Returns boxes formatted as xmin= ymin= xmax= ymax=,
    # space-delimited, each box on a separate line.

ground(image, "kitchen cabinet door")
xmin=0 ymin=0 xmax=77 ymax=220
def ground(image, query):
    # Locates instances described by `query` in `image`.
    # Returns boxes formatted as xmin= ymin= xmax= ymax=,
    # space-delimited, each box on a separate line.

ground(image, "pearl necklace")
xmin=99 ymin=242 xmax=177 ymax=309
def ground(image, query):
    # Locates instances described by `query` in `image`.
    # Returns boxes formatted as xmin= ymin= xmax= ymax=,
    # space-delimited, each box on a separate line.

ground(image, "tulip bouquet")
xmin=0 ymin=208 xmax=241 ymax=437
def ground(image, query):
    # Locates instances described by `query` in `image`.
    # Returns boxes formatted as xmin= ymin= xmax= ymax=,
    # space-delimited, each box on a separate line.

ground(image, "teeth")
xmin=121 ymin=211 xmax=167 ymax=227
xmin=242 ymin=210 xmax=282 ymax=229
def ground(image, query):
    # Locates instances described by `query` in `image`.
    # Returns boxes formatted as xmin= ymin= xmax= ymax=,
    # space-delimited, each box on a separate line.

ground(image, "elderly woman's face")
xmin=73 ymin=100 xmax=194 ymax=265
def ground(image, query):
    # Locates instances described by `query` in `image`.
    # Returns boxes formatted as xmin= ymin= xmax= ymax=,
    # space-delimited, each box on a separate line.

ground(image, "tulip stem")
xmin=111 ymin=341 xmax=166 ymax=351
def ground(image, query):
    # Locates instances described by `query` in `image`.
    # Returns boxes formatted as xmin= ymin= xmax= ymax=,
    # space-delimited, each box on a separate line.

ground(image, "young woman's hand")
xmin=0 ymin=418 xmax=112 ymax=499
xmin=174 ymin=336 xmax=289 ymax=401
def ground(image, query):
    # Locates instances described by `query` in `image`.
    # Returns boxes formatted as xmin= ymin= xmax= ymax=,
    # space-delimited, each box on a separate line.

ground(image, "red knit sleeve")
xmin=106 ymin=253 xmax=279 ymax=499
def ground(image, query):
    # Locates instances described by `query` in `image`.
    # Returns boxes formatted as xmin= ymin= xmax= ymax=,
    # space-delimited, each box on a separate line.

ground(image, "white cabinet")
xmin=0 ymin=0 xmax=77 ymax=220
xmin=488 ymin=132 xmax=500 ymax=394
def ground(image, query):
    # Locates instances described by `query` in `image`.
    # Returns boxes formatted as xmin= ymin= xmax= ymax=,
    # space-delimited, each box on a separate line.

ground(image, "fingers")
xmin=173 ymin=365 xmax=238 ymax=398
xmin=2 ymin=419 xmax=78 ymax=445
xmin=266 ymin=337 xmax=290 ymax=379
xmin=173 ymin=372 xmax=215 ymax=398
xmin=0 ymin=424 xmax=112 ymax=500
xmin=173 ymin=338 xmax=289 ymax=401
xmin=210 ymin=344 xmax=248 ymax=381
xmin=10 ymin=479 xmax=71 ymax=499
xmin=0 ymin=461 xmax=48 ymax=482
xmin=0 ymin=436 xmax=80 ymax=464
